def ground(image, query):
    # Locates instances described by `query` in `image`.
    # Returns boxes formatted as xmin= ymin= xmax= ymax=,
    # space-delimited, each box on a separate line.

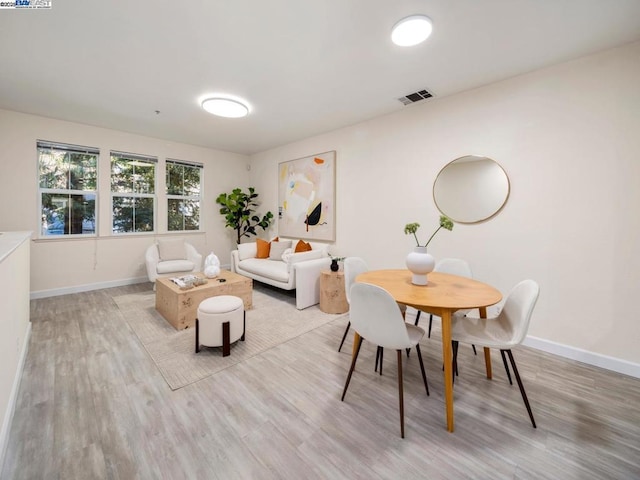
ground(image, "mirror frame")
xmin=433 ymin=155 xmax=510 ymax=224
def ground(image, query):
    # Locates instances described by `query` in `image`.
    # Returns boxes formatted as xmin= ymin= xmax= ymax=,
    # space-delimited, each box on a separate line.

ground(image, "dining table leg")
xmin=441 ymin=309 xmax=454 ymax=432
xmin=479 ymin=307 xmax=492 ymax=379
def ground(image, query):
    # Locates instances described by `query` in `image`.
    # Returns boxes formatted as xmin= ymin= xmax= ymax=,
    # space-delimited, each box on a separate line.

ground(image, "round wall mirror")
xmin=433 ymin=155 xmax=510 ymax=224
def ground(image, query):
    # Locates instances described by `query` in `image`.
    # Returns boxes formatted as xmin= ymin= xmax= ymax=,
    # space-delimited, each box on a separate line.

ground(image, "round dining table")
xmin=355 ymin=269 xmax=502 ymax=432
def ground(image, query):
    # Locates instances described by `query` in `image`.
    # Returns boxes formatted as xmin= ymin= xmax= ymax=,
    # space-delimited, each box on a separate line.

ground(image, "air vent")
xmin=398 ymin=89 xmax=433 ymax=105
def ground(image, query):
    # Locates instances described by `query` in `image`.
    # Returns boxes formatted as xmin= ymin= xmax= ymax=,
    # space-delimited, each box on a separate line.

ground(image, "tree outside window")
xmin=166 ymin=160 xmax=202 ymax=231
xmin=111 ymin=152 xmax=156 ymax=233
xmin=38 ymin=142 xmax=98 ymax=237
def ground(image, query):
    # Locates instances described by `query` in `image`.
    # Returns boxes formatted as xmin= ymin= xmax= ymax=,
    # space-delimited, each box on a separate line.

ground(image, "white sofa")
xmin=231 ymin=239 xmax=331 ymax=310
xmin=145 ymin=239 xmax=203 ymax=284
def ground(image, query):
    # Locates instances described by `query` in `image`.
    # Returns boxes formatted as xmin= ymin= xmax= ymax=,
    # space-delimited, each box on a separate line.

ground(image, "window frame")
xmin=110 ymin=150 xmax=158 ymax=235
xmin=166 ymin=158 xmax=203 ymax=232
xmin=37 ymin=140 xmax=99 ymax=239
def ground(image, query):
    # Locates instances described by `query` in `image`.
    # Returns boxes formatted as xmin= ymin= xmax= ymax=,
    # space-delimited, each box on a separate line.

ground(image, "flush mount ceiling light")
xmin=391 ymin=15 xmax=433 ymax=46
xmin=201 ymin=96 xmax=250 ymax=118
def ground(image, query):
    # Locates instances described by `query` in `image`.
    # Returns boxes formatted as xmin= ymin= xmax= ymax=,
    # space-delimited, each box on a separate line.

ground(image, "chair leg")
xmin=396 ymin=350 xmax=405 ymax=438
xmin=341 ymin=336 xmax=363 ymax=401
xmin=428 ymin=314 xmax=433 ymax=338
xmin=452 ymin=340 xmax=459 ymax=384
xmin=241 ymin=310 xmax=246 ymax=342
xmin=222 ymin=321 xmax=231 ymax=357
xmin=338 ymin=321 xmax=351 ymax=352
xmin=415 ymin=344 xmax=429 ymax=396
xmin=406 ymin=311 xmax=422 ymax=357
xmin=375 ymin=347 xmax=384 ymax=376
xmin=500 ymin=349 xmax=512 ymax=385
xmin=195 ymin=318 xmax=200 ymax=353
xmin=472 ymin=344 xmax=477 ymax=355
xmin=506 ymin=349 xmax=536 ymax=428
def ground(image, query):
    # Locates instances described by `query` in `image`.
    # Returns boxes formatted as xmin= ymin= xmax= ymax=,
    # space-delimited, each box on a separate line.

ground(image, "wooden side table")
xmin=319 ymin=270 xmax=349 ymax=314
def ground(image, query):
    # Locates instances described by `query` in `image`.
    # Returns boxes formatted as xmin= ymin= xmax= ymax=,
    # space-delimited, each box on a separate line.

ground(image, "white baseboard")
xmin=30 ymin=276 xmax=149 ymax=300
xmin=523 ymin=335 xmax=640 ymax=379
xmin=0 ymin=322 xmax=31 ymax=470
xmin=406 ymin=308 xmax=640 ymax=379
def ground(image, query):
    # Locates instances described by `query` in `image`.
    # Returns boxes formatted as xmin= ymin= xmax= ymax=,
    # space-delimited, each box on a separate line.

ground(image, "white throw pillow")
xmin=157 ymin=239 xmax=186 ymax=261
xmin=281 ymin=248 xmax=293 ymax=263
xmin=269 ymin=240 xmax=292 ymax=260
xmin=237 ymin=242 xmax=257 ymax=261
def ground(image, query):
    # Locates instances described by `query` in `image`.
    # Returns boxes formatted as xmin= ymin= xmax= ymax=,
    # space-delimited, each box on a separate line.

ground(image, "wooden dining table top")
xmin=355 ymin=269 xmax=502 ymax=313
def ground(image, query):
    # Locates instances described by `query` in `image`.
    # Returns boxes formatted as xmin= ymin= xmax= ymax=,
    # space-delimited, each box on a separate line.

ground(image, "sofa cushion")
xmin=294 ymin=240 xmax=312 ymax=253
xmin=269 ymin=240 xmax=292 ymax=260
xmin=256 ymin=238 xmax=271 ymax=258
xmin=157 ymin=259 xmax=195 ymax=274
xmin=237 ymin=242 xmax=257 ymax=261
xmin=157 ymin=238 xmax=186 ymax=261
xmin=239 ymin=258 xmax=290 ymax=283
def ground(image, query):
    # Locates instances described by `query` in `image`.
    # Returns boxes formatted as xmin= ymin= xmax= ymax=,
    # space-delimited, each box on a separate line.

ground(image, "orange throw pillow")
xmin=256 ymin=238 xmax=271 ymax=258
xmin=294 ymin=240 xmax=312 ymax=253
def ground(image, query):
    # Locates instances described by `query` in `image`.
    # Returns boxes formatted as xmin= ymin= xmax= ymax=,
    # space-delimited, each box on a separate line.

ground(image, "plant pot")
xmin=330 ymin=259 xmax=339 ymax=272
xmin=405 ymin=246 xmax=435 ymax=285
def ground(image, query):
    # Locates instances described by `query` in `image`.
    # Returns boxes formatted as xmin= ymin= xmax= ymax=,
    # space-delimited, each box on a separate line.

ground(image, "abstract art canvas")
xmin=278 ymin=151 xmax=336 ymax=241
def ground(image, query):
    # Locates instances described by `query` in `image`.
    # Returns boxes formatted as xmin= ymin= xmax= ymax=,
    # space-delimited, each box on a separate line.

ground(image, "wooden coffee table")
xmin=155 ymin=270 xmax=253 ymax=330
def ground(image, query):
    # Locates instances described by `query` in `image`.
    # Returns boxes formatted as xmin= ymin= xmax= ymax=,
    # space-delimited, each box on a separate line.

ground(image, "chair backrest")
xmin=434 ymin=258 xmax=473 ymax=278
xmin=497 ymin=279 xmax=540 ymax=345
xmin=344 ymin=257 xmax=369 ymax=304
xmin=349 ymin=283 xmax=412 ymax=350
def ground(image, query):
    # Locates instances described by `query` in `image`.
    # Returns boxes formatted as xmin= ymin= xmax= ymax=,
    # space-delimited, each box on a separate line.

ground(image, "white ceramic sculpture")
xmin=204 ymin=251 xmax=221 ymax=278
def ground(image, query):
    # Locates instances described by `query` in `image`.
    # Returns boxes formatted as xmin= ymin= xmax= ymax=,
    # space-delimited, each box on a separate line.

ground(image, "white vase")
xmin=405 ymin=246 xmax=435 ymax=286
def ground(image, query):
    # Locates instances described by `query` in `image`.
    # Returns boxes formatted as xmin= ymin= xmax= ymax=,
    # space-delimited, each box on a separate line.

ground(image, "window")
xmin=166 ymin=159 xmax=202 ymax=231
xmin=111 ymin=151 xmax=156 ymax=233
xmin=38 ymin=141 xmax=98 ymax=237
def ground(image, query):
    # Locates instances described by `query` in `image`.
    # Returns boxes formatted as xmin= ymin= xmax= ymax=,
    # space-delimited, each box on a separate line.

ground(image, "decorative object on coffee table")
xmin=204 ymin=251 xmax=221 ymax=278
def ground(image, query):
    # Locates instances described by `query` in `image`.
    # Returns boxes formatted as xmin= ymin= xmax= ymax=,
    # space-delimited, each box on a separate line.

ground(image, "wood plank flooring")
xmin=2 ymin=283 xmax=640 ymax=479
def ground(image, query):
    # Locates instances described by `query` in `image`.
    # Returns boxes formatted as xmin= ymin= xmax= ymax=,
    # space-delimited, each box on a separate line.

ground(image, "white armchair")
xmin=145 ymin=239 xmax=202 ymax=284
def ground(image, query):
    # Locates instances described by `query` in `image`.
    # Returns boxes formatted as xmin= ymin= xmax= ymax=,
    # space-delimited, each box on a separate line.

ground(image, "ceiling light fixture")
xmin=391 ymin=15 xmax=433 ymax=47
xmin=201 ymin=96 xmax=250 ymax=118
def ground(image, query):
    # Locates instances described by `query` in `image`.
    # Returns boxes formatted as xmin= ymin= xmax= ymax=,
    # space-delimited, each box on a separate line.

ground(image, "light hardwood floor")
xmin=2 ymin=283 xmax=640 ymax=479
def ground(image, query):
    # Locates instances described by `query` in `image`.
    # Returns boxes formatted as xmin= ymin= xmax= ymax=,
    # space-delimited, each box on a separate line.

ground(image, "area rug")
xmin=113 ymin=285 xmax=343 ymax=390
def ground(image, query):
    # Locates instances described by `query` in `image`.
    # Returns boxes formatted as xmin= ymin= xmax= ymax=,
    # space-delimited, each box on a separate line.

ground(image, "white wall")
xmin=249 ymin=41 xmax=640 ymax=367
xmin=0 ymin=232 xmax=30 ymax=464
xmin=0 ymin=110 xmax=250 ymax=294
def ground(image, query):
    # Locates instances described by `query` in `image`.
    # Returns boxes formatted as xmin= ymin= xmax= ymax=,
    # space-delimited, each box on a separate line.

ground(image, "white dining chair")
xmin=425 ymin=258 xmax=475 ymax=342
xmin=341 ymin=282 xmax=429 ymax=438
xmin=451 ymin=279 xmax=540 ymax=428
xmin=337 ymin=257 xmax=369 ymax=352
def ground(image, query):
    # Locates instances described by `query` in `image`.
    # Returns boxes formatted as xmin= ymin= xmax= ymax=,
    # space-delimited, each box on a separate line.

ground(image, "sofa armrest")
xmin=293 ymin=257 xmax=331 ymax=309
xmin=286 ymin=249 xmax=325 ymax=272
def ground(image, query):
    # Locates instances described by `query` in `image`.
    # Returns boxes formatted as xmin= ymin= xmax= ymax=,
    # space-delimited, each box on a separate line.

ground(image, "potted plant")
xmin=216 ymin=187 xmax=274 ymax=244
xmin=404 ymin=215 xmax=454 ymax=285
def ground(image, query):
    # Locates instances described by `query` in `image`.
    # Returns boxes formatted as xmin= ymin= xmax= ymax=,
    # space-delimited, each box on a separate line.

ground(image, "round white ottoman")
xmin=195 ymin=295 xmax=245 ymax=356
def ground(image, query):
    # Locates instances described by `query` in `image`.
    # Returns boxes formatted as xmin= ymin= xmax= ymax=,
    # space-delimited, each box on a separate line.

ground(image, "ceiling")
xmin=1 ymin=0 xmax=640 ymax=155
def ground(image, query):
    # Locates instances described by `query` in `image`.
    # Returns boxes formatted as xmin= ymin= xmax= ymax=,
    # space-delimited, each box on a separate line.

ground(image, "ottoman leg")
xmin=241 ymin=310 xmax=246 ymax=342
xmin=222 ymin=321 xmax=230 ymax=357
xmin=195 ymin=318 xmax=200 ymax=353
